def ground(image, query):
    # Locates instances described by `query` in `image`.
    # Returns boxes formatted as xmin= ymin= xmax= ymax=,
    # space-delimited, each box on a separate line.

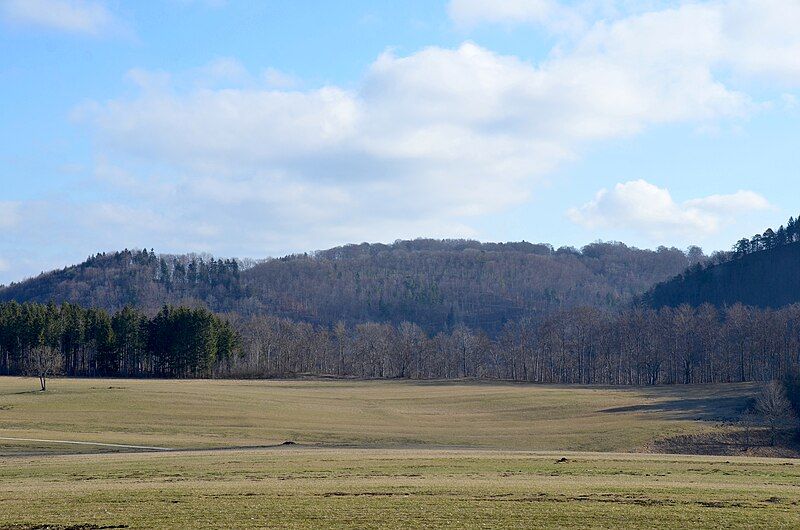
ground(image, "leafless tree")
xmin=754 ymin=381 xmax=797 ymax=446
xmin=25 ymin=345 xmax=62 ymax=391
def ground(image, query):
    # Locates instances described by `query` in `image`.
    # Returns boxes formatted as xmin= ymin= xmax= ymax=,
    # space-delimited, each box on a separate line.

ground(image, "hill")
xmin=646 ymin=217 xmax=800 ymax=309
xmin=0 ymin=240 xmax=697 ymax=334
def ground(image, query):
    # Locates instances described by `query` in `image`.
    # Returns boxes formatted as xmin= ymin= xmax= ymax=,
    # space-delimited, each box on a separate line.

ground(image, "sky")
xmin=1 ymin=0 xmax=799 ymax=284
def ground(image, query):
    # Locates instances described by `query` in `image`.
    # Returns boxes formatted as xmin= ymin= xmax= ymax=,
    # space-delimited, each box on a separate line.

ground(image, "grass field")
xmin=0 ymin=377 xmax=755 ymax=454
xmin=3 ymin=377 xmax=796 ymax=528
xmin=2 ymin=448 xmax=799 ymax=529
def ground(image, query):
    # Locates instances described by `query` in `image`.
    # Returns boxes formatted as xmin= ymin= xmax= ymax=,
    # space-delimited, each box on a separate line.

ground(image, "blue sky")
xmin=1 ymin=0 xmax=799 ymax=284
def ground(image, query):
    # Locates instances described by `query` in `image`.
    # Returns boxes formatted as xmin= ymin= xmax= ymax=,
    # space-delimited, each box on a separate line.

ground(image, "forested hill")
xmin=0 ymin=240 xmax=697 ymax=334
xmin=645 ymin=213 xmax=800 ymax=309
xmin=645 ymin=240 xmax=800 ymax=309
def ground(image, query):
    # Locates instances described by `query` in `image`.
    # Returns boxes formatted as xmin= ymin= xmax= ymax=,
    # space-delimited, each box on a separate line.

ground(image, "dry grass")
xmin=1 ymin=448 xmax=799 ymax=529
xmin=2 ymin=377 xmax=784 ymax=528
xmin=0 ymin=377 xmax=756 ymax=454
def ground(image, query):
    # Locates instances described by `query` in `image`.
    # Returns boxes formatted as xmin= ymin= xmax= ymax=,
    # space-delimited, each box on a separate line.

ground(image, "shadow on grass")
xmin=599 ymin=395 xmax=753 ymax=421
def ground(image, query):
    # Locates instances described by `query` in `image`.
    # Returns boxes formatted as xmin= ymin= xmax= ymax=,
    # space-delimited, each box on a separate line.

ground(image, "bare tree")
xmin=396 ymin=322 xmax=426 ymax=378
xmin=25 ymin=345 xmax=63 ymax=392
xmin=754 ymin=381 xmax=797 ymax=446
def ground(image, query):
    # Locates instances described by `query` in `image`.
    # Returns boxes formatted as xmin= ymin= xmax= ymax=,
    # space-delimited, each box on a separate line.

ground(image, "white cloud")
xmin=0 ymin=258 xmax=8 ymax=273
xmin=568 ymin=180 xmax=772 ymax=240
xmin=685 ymin=190 xmax=771 ymax=213
xmin=81 ymin=39 xmax=751 ymax=242
xmin=449 ymin=1 xmax=800 ymax=85
xmin=0 ymin=0 xmax=119 ymax=35
xmin=5 ymin=0 xmax=791 ymax=281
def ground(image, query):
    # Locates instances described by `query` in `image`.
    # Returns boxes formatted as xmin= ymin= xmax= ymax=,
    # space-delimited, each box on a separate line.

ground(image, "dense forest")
xmin=646 ymin=213 xmax=800 ymax=309
xmin=0 ymin=302 xmax=237 ymax=379
xmin=0 ymin=241 xmax=699 ymax=335
xmin=3 ymin=300 xmax=800 ymax=385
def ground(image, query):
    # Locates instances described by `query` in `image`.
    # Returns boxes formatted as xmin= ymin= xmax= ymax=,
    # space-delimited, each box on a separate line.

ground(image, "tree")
xmin=214 ymin=318 xmax=240 ymax=372
xmin=754 ymin=381 xmax=796 ymax=446
xmin=763 ymin=228 xmax=777 ymax=250
xmin=733 ymin=238 xmax=751 ymax=256
xmin=25 ymin=344 xmax=62 ymax=391
xmin=112 ymin=306 xmax=147 ymax=376
xmin=396 ymin=321 xmax=426 ymax=378
xmin=686 ymin=245 xmax=705 ymax=265
xmin=782 ymin=367 xmax=800 ymax=432
xmin=788 ymin=217 xmax=798 ymax=243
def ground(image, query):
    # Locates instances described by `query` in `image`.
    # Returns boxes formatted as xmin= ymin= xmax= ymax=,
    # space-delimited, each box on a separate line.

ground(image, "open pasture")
xmin=1 ymin=448 xmax=799 ymax=529
xmin=2 ymin=377 xmax=791 ymax=529
xmin=0 ymin=377 xmax=755 ymax=454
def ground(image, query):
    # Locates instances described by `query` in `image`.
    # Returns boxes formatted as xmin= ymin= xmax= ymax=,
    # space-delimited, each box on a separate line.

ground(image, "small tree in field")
xmin=754 ymin=380 xmax=797 ymax=446
xmin=25 ymin=345 xmax=62 ymax=392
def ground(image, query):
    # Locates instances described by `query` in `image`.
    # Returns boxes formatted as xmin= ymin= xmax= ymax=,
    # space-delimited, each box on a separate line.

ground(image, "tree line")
xmin=227 ymin=303 xmax=800 ymax=384
xmin=0 ymin=301 xmax=237 ymax=379
xmin=733 ymin=213 xmax=800 ymax=257
xmin=6 ymin=299 xmax=798 ymax=386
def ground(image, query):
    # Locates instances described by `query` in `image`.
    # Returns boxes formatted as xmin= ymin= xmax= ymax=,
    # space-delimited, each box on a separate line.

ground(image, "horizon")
xmin=2 ymin=0 xmax=799 ymax=284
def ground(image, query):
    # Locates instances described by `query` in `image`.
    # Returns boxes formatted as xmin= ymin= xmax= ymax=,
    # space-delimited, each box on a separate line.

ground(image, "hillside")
xmin=646 ymin=240 xmax=800 ymax=309
xmin=0 ymin=240 xmax=696 ymax=334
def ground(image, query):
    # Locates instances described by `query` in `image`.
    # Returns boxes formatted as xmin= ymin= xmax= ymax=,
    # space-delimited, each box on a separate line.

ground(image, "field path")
xmin=0 ymin=435 xmax=173 ymax=451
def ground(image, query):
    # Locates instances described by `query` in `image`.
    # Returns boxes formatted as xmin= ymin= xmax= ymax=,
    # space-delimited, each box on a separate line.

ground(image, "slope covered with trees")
xmin=0 ymin=249 xmax=243 ymax=313
xmin=646 ymin=214 xmax=800 ymax=309
xmin=0 ymin=241 xmax=697 ymax=336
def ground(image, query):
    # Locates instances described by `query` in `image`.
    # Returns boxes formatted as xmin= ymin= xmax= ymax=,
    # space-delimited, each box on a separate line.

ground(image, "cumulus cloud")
xmin=3 ymin=0 xmax=788 ymax=281
xmin=79 ymin=37 xmax=751 ymax=248
xmin=568 ymin=180 xmax=772 ymax=240
xmin=0 ymin=0 xmax=119 ymax=35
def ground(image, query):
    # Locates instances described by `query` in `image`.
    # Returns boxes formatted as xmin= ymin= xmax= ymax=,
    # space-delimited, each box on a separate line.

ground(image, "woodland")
xmin=0 ymin=215 xmax=798 ymax=385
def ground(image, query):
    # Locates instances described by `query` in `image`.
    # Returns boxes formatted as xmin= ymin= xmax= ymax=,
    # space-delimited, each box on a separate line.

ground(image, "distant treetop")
xmin=733 ymin=214 xmax=800 ymax=258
